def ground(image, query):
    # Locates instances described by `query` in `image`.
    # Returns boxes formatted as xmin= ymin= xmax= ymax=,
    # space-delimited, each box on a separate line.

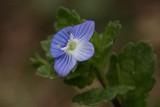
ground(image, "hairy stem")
xmin=95 ymin=68 xmax=122 ymax=107
xmin=95 ymin=68 xmax=108 ymax=88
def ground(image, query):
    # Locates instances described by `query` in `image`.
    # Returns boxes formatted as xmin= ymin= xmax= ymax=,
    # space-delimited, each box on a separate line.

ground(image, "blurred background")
xmin=0 ymin=0 xmax=160 ymax=107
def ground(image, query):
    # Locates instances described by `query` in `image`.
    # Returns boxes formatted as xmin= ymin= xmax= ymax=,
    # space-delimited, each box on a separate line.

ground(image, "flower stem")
xmin=95 ymin=67 xmax=109 ymax=88
xmin=95 ymin=68 xmax=122 ymax=107
xmin=95 ymin=68 xmax=108 ymax=88
xmin=112 ymin=98 xmax=122 ymax=107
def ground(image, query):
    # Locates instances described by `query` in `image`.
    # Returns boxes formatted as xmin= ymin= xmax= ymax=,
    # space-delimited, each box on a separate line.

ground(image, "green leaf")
xmin=36 ymin=65 xmax=59 ymax=79
xmin=101 ymin=21 xmax=121 ymax=54
xmin=30 ymin=53 xmax=59 ymax=79
xmin=40 ymin=36 xmax=53 ymax=59
xmin=107 ymin=42 xmax=157 ymax=107
xmin=54 ymin=7 xmax=82 ymax=31
xmin=90 ymin=21 xmax=121 ymax=70
xmin=116 ymin=86 xmax=134 ymax=95
xmin=64 ymin=74 xmax=94 ymax=89
xmin=63 ymin=62 xmax=94 ymax=88
xmin=30 ymin=53 xmax=48 ymax=68
xmin=41 ymin=39 xmax=51 ymax=53
xmin=73 ymin=86 xmax=134 ymax=106
xmin=30 ymin=56 xmax=43 ymax=68
xmin=107 ymin=53 xmax=119 ymax=86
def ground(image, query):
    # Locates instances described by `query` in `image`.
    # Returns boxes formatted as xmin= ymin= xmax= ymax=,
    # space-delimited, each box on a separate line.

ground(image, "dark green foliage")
xmin=64 ymin=62 xmax=94 ymax=88
xmin=90 ymin=21 xmax=121 ymax=70
xmin=36 ymin=64 xmax=58 ymax=79
xmin=72 ymin=86 xmax=134 ymax=106
xmin=40 ymin=37 xmax=52 ymax=59
xmin=30 ymin=53 xmax=59 ymax=79
xmin=54 ymin=7 xmax=82 ymax=31
xmin=63 ymin=72 xmax=94 ymax=89
xmin=41 ymin=39 xmax=53 ymax=59
xmin=107 ymin=42 xmax=157 ymax=107
xmin=101 ymin=21 xmax=121 ymax=55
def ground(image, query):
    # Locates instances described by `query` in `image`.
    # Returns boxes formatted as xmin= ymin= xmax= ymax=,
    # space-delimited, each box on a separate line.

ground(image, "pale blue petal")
xmin=54 ymin=54 xmax=77 ymax=77
xmin=50 ymin=26 xmax=73 ymax=57
xmin=72 ymin=21 xmax=95 ymax=41
xmin=73 ymin=41 xmax=94 ymax=61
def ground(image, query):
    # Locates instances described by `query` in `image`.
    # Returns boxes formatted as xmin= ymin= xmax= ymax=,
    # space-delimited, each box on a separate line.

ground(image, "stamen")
xmin=57 ymin=44 xmax=61 ymax=49
xmin=70 ymin=33 xmax=74 ymax=40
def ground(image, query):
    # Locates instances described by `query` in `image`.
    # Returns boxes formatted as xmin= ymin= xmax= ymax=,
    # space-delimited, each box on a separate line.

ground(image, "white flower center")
xmin=59 ymin=33 xmax=79 ymax=53
xmin=66 ymin=39 xmax=77 ymax=51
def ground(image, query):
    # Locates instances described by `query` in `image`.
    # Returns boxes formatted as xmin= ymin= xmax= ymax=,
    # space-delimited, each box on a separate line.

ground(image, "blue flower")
xmin=50 ymin=21 xmax=95 ymax=77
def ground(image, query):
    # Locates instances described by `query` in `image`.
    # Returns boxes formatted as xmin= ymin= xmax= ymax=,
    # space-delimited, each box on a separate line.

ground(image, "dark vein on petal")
xmin=78 ymin=22 xmax=88 ymax=39
xmin=62 ymin=54 xmax=69 ymax=76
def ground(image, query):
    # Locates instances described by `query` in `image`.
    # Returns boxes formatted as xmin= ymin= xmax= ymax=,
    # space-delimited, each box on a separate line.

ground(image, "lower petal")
xmin=73 ymin=41 xmax=94 ymax=61
xmin=54 ymin=54 xmax=77 ymax=77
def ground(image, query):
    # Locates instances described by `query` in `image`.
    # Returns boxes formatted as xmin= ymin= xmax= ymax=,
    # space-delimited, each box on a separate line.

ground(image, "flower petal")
xmin=50 ymin=26 xmax=73 ymax=57
xmin=72 ymin=21 xmax=95 ymax=41
xmin=54 ymin=54 xmax=77 ymax=77
xmin=73 ymin=41 xmax=94 ymax=61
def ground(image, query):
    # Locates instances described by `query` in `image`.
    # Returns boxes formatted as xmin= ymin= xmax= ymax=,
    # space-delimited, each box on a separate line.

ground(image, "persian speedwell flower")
xmin=50 ymin=21 xmax=95 ymax=77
